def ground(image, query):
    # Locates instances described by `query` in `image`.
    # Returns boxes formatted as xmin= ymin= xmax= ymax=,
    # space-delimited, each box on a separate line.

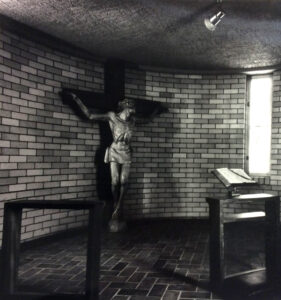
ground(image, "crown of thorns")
xmin=118 ymin=99 xmax=135 ymax=109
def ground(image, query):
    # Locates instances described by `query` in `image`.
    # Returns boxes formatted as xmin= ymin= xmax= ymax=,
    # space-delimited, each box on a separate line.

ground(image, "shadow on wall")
xmin=59 ymin=89 xmax=113 ymax=222
xmin=125 ymin=69 xmax=180 ymax=217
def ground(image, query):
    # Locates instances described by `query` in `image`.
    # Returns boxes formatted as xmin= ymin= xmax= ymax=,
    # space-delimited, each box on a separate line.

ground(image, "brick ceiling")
xmin=0 ymin=0 xmax=281 ymax=71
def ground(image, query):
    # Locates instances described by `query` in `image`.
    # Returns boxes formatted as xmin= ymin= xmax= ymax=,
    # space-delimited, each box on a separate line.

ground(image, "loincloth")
xmin=104 ymin=142 xmax=132 ymax=164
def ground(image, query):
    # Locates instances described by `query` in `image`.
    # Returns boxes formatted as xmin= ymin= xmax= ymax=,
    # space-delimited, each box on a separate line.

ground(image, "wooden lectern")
xmin=207 ymin=168 xmax=281 ymax=294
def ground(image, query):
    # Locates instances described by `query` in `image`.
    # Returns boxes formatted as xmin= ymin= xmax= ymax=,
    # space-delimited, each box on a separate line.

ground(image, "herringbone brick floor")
xmin=16 ymin=220 xmax=274 ymax=299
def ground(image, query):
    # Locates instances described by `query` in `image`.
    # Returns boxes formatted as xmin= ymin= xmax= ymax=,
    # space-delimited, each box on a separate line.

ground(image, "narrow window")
xmin=247 ymin=75 xmax=272 ymax=175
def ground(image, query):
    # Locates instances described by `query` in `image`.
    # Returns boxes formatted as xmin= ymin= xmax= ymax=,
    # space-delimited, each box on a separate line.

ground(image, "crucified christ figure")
xmin=68 ymin=92 xmax=156 ymax=231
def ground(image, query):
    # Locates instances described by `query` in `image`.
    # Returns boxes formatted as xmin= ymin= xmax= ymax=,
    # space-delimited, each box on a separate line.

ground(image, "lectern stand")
xmin=206 ymin=193 xmax=280 ymax=292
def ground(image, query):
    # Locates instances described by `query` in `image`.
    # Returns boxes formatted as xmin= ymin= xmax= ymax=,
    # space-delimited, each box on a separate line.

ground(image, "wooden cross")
xmin=60 ymin=59 xmax=167 ymax=118
xmin=59 ymin=59 xmax=167 ymax=217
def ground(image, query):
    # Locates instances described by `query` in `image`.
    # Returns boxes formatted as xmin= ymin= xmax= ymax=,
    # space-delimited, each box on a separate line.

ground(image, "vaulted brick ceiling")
xmin=0 ymin=0 xmax=281 ymax=71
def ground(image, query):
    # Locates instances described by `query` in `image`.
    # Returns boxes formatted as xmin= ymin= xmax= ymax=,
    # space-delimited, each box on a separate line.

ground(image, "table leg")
xmin=265 ymin=196 xmax=280 ymax=284
xmin=0 ymin=205 xmax=22 ymax=295
xmin=207 ymin=198 xmax=225 ymax=291
xmin=85 ymin=204 xmax=103 ymax=300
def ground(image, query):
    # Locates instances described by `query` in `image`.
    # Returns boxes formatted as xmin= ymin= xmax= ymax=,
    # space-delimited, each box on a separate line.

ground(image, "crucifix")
xmin=60 ymin=59 xmax=167 ymax=232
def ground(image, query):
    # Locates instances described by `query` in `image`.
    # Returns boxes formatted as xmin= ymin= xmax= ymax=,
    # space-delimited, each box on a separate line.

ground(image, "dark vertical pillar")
xmin=86 ymin=202 xmax=104 ymax=300
xmin=104 ymin=58 xmax=125 ymax=109
xmin=206 ymin=197 xmax=225 ymax=291
xmin=265 ymin=196 xmax=280 ymax=284
xmin=96 ymin=59 xmax=125 ymax=222
xmin=0 ymin=205 xmax=22 ymax=295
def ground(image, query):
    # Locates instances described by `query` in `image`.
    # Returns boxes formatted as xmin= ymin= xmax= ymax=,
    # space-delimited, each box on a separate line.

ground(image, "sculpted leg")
xmin=110 ymin=162 xmax=120 ymax=212
xmin=112 ymin=163 xmax=130 ymax=220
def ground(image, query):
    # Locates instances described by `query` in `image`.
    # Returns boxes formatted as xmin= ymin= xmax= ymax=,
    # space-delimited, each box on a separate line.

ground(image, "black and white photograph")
xmin=0 ymin=1 xmax=281 ymax=299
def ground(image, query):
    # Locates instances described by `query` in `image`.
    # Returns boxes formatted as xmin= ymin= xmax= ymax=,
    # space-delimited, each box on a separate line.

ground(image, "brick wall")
xmin=271 ymin=72 xmax=281 ymax=193
xmin=0 ymin=28 xmax=104 ymax=244
xmin=1 ymin=25 xmax=281 ymax=243
xmin=124 ymin=69 xmax=247 ymax=218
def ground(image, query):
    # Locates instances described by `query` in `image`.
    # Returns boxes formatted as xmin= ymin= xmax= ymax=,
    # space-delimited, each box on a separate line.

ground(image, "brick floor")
xmin=14 ymin=219 xmax=281 ymax=299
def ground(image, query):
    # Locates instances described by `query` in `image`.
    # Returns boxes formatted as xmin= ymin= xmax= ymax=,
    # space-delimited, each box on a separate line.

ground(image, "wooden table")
xmin=0 ymin=199 xmax=104 ymax=300
xmin=206 ymin=193 xmax=280 ymax=292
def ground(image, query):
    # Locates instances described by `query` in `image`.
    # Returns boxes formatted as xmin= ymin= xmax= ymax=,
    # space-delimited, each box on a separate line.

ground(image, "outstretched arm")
xmin=68 ymin=92 xmax=110 ymax=121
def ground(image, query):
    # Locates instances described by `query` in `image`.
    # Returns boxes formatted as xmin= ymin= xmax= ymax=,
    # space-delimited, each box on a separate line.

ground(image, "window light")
xmin=248 ymin=75 xmax=272 ymax=175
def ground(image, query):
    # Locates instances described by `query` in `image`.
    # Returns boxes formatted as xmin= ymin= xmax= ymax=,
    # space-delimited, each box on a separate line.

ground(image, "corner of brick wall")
xmin=0 ymin=29 xmax=104 ymax=243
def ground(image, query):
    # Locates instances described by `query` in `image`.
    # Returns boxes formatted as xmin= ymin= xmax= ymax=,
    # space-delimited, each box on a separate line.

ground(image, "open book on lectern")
xmin=212 ymin=168 xmax=257 ymax=189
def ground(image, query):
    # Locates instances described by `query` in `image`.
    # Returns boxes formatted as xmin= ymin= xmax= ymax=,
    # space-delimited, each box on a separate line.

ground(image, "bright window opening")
xmin=248 ymin=75 xmax=272 ymax=175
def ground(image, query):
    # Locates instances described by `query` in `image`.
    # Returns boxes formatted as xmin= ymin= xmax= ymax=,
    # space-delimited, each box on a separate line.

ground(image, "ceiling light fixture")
xmin=204 ymin=0 xmax=225 ymax=32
